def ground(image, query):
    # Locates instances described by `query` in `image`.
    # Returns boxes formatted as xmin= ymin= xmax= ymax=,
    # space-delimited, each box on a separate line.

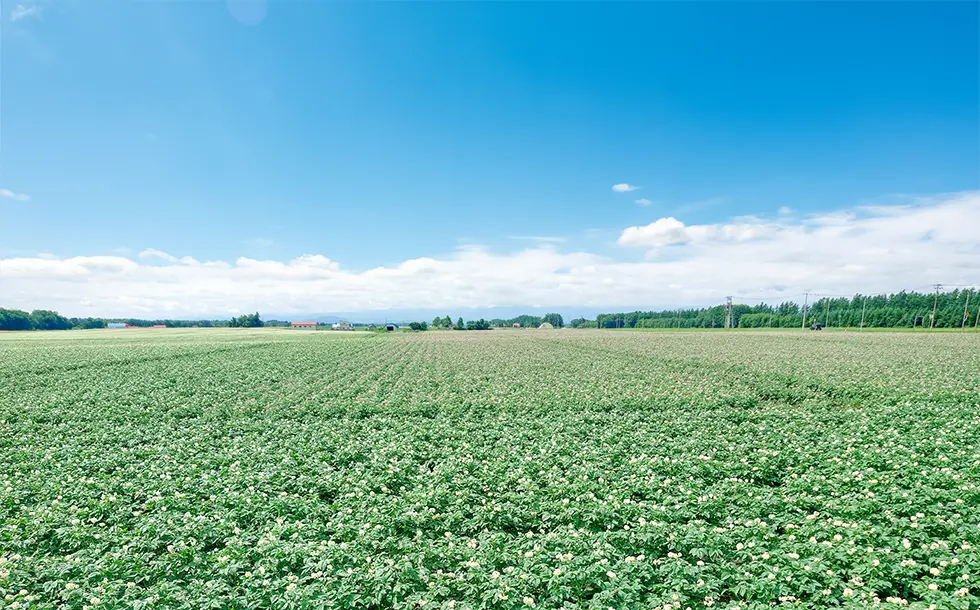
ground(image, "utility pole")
xmin=930 ymin=284 xmax=942 ymax=328
xmin=859 ymin=296 xmax=867 ymax=332
xmin=963 ymin=291 xmax=971 ymax=329
xmin=801 ymin=293 xmax=809 ymax=329
xmin=824 ymin=297 xmax=831 ymax=328
xmin=724 ymin=296 xmax=733 ymax=329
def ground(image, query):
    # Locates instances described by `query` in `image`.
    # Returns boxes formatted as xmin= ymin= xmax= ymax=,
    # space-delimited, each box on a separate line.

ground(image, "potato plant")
xmin=0 ymin=329 xmax=977 ymax=609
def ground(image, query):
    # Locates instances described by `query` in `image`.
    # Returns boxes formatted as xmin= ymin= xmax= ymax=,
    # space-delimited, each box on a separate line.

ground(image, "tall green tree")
xmin=594 ymin=288 xmax=980 ymax=330
xmin=456 ymin=317 xmax=465 ymax=330
xmin=542 ymin=313 xmax=564 ymax=328
xmin=510 ymin=315 xmax=543 ymax=328
xmin=230 ymin=312 xmax=263 ymax=328
xmin=30 ymin=310 xmax=72 ymax=330
xmin=70 ymin=317 xmax=107 ymax=329
xmin=0 ymin=308 xmax=34 ymax=331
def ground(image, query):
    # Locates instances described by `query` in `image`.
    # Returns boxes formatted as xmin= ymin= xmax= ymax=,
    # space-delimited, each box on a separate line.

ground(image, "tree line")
xmin=588 ymin=289 xmax=979 ymax=329
xmin=0 ymin=309 xmax=75 ymax=331
xmin=424 ymin=314 xmax=564 ymax=329
xmin=0 ymin=308 xmax=268 ymax=331
xmin=487 ymin=313 xmax=565 ymax=328
xmin=4 ymin=289 xmax=976 ymax=332
xmin=425 ymin=317 xmax=494 ymax=330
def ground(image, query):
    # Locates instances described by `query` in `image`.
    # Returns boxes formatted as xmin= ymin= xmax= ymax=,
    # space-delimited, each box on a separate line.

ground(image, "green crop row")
xmin=0 ymin=329 xmax=977 ymax=609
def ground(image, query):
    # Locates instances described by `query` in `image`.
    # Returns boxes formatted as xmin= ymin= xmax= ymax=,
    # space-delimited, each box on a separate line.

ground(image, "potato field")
xmin=0 ymin=328 xmax=978 ymax=609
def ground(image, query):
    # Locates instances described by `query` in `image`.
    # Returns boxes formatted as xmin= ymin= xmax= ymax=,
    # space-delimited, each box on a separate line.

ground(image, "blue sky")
xmin=1 ymin=1 xmax=978 ymax=317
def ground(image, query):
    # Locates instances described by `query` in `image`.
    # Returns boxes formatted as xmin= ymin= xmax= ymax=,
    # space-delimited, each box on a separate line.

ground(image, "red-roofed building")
xmin=291 ymin=321 xmax=317 ymax=329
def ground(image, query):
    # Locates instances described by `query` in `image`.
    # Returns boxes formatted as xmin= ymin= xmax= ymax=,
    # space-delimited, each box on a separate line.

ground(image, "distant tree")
xmin=591 ymin=290 xmax=980 ymax=330
xmin=466 ymin=318 xmax=491 ymax=330
xmin=731 ymin=304 xmax=752 ymax=328
xmin=0 ymin=308 xmax=34 ymax=331
xmin=30 ymin=310 xmax=72 ymax=330
xmin=542 ymin=313 xmax=564 ymax=328
xmin=432 ymin=317 xmax=442 ymax=329
xmin=456 ymin=317 xmax=465 ymax=330
xmin=229 ymin=312 xmax=263 ymax=328
xmin=70 ymin=317 xmax=107 ymax=329
xmin=511 ymin=314 xmax=543 ymax=328
xmin=409 ymin=321 xmax=428 ymax=331
xmin=738 ymin=313 xmax=767 ymax=328
xmin=777 ymin=301 xmax=800 ymax=316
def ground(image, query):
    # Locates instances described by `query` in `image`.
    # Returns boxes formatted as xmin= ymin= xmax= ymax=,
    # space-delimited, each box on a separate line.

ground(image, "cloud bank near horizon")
xmin=1 ymin=192 xmax=977 ymax=317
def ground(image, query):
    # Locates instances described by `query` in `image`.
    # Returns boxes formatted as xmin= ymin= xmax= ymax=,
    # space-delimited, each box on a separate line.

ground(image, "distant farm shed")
xmin=152 ymin=325 xmax=166 ymax=329
xmin=384 ymin=324 xmax=397 ymax=331
xmin=107 ymin=322 xmax=126 ymax=329
xmin=512 ymin=322 xmax=521 ymax=328
xmin=291 ymin=321 xmax=317 ymax=329
xmin=539 ymin=322 xmax=554 ymax=329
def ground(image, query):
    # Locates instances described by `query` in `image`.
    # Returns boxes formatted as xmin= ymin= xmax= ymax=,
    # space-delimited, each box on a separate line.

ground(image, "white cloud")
xmin=10 ymin=3 xmax=40 ymax=21
xmin=0 ymin=188 xmax=30 ymax=201
xmin=139 ymin=248 xmax=179 ymax=263
xmin=634 ymin=198 xmax=652 ymax=206
xmin=612 ymin=183 xmax=639 ymax=193
xmin=138 ymin=248 xmax=207 ymax=266
xmin=618 ymin=217 xmax=689 ymax=248
xmin=1 ymin=192 xmax=978 ymax=317
xmin=618 ymin=216 xmax=777 ymax=248
xmin=778 ymin=206 xmax=793 ymax=215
